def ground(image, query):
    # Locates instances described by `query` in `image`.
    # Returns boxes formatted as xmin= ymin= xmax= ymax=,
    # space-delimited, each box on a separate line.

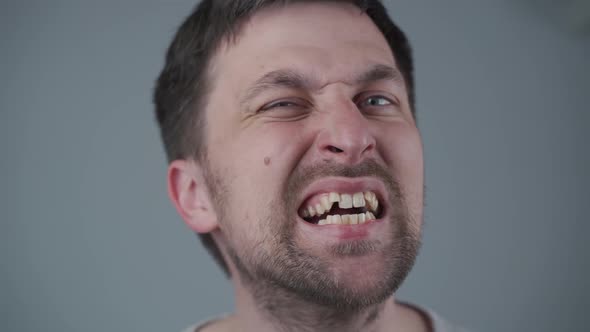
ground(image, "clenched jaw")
xmin=298 ymin=191 xmax=383 ymax=225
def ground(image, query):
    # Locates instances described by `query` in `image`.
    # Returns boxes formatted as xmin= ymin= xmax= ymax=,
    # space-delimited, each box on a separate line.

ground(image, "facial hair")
xmin=205 ymin=158 xmax=421 ymax=316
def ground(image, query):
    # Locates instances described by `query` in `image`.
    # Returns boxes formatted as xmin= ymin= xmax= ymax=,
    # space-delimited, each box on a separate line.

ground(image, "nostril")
xmin=327 ymin=146 xmax=344 ymax=153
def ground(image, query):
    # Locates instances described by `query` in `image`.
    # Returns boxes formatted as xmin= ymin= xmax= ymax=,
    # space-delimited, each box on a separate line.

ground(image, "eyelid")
xmin=259 ymin=97 xmax=308 ymax=112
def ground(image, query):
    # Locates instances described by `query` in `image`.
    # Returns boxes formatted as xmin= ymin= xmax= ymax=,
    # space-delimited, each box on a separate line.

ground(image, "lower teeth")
xmin=317 ymin=212 xmax=376 ymax=225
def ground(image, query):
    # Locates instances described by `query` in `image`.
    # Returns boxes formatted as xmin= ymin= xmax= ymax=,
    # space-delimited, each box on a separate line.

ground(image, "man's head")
xmin=154 ymin=0 xmax=423 ymax=311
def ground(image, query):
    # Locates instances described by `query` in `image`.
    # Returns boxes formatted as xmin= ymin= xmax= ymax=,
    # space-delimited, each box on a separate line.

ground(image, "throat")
xmin=237 ymin=286 xmax=390 ymax=332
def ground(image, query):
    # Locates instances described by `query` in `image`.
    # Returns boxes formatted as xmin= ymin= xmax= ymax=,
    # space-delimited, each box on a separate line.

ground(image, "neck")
xmin=229 ymin=277 xmax=407 ymax=332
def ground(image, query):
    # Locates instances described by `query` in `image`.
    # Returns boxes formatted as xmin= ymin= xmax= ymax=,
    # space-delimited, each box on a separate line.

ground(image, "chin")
xmin=306 ymin=274 xmax=397 ymax=311
xmin=330 ymin=254 xmax=395 ymax=286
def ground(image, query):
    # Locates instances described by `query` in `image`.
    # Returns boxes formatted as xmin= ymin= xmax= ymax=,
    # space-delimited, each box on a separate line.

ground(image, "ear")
xmin=167 ymin=159 xmax=218 ymax=233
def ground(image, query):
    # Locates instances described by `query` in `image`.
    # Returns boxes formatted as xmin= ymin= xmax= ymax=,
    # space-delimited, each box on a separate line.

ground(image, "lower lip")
xmin=298 ymin=218 xmax=384 ymax=240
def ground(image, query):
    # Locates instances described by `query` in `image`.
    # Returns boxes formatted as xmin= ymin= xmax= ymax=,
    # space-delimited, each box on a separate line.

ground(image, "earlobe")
xmin=167 ymin=159 xmax=218 ymax=233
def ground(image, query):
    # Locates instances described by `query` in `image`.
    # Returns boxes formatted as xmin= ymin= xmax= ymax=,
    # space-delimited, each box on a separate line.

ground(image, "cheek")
xmin=239 ymin=122 xmax=309 ymax=182
xmin=209 ymin=122 xmax=307 ymax=225
xmin=379 ymin=125 xmax=424 ymax=214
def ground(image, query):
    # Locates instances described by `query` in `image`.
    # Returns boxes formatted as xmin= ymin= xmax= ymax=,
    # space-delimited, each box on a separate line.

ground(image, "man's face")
xmin=202 ymin=3 xmax=424 ymax=308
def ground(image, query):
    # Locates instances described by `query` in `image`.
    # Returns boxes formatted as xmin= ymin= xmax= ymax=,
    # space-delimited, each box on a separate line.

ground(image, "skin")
xmin=168 ymin=2 xmax=426 ymax=332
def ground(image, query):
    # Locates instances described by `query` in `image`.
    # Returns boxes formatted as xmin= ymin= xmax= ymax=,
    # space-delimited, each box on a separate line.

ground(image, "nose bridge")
xmin=314 ymin=93 xmax=376 ymax=164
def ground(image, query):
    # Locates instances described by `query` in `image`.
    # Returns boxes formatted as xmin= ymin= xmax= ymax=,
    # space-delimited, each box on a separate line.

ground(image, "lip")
xmin=295 ymin=177 xmax=389 ymax=240
xmin=297 ymin=216 xmax=386 ymax=240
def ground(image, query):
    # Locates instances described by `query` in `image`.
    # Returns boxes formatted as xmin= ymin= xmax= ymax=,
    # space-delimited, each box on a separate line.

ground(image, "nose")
xmin=314 ymin=99 xmax=376 ymax=165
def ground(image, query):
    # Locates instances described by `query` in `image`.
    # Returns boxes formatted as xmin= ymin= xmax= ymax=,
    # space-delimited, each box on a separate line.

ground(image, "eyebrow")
xmin=241 ymin=69 xmax=312 ymax=105
xmin=240 ymin=64 xmax=404 ymax=105
xmin=356 ymin=64 xmax=404 ymax=86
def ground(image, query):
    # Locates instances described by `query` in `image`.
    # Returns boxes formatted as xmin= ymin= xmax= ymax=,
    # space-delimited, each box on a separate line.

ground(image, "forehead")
xmin=209 ymin=2 xmax=396 ymax=93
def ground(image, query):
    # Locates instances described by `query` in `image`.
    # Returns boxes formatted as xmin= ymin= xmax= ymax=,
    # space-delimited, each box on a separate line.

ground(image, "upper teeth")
xmin=301 ymin=191 xmax=379 ymax=218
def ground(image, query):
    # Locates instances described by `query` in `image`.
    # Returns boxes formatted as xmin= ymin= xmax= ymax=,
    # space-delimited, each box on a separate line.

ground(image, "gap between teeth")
xmin=302 ymin=191 xmax=379 ymax=218
xmin=318 ymin=212 xmax=377 ymax=225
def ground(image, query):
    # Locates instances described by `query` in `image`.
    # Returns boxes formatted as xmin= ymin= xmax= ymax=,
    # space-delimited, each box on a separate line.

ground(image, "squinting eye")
xmin=270 ymin=101 xmax=296 ymax=108
xmin=259 ymin=100 xmax=301 ymax=112
xmin=359 ymin=96 xmax=392 ymax=107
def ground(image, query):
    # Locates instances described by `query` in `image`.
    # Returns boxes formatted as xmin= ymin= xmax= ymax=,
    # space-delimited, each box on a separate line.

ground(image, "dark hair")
xmin=153 ymin=0 xmax=415 ymax=277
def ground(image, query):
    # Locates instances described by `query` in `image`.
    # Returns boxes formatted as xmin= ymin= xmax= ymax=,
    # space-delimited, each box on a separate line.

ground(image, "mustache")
xmin=285 ymin=159 xmax=399 ymax=204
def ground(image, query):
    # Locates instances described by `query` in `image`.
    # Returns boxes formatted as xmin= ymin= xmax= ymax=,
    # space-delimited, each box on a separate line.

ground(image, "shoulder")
xmin=425 ymin=309 xmax=471 ymax=332
xmin=400 ymin=301 xmax=472 ymax=332
xmin=182 ymin=306 xmax=472 ymax=332
xmin=182 ymin=314 xmax=234 ymax=332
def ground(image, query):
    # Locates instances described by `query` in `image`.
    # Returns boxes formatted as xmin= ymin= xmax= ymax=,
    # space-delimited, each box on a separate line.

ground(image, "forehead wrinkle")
xmin=316 ymin=64 xmax=404 ymax=93
xmin=241 ymin=63 xmax=402 ymax=105
xmin=240 ymin=68 xmax=321 ymax=105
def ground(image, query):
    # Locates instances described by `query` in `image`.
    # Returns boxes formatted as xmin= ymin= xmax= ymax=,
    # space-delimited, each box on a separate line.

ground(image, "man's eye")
xmin=267 ymin=101 xmax=297 ymax=108
xmin=259 ymin=99 xmax=306 ymax=113
xmin=359 ymin=95 xmax=393 ymax=108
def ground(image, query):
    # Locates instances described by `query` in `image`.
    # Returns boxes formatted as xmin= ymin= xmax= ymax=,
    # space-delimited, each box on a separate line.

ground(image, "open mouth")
xmin=298 ymin=191 xmax=384 ymax=225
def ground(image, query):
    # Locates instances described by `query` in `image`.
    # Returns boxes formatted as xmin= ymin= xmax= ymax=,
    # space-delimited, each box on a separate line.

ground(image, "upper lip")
xmin=296 ymin=177 xmax=387 ymax=212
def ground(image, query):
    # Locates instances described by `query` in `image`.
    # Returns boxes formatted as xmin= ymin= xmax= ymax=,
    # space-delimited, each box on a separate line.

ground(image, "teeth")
xmin=315 ymin=203 xmax=325 ymax=216
xmin=320 ymin=195 xmax=333 ymax=212
xmin=301 ymin=191 xmax=380 ymax=223
xmin=358 ymin=213 xmax=366 ymax=224
xmin=307 ymin=205 xmax=316 ymax=217
xmin=364 ymin=191 xmax=378 ymax=212
xmin=301 ymin=208 xmax=310 ymax=218
xmin=341 ymin=214 xmax=350 ymax=225
xmin=332 ymin=214 xmax=342 ymax=225
xmin=352 ymin=192 xmax=365 ymax=208
xmin=370 ymin=198 xmax=378 ymax=212
xmin=339 ymin=194 xmax=353 ymax=209
xmin=316 ymin=212 xmax=377 ymax=226
xmin=328 ymin=192 xmax=340 ymax=204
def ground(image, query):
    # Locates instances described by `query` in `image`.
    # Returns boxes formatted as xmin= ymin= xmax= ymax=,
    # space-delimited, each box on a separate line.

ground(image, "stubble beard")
xmin=205 ymin=158 xmax=422 ymax=325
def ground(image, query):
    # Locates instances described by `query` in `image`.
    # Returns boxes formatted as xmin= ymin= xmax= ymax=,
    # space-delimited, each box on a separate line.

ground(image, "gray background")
xmin=1 ymin=0 xmax=588 ymax=331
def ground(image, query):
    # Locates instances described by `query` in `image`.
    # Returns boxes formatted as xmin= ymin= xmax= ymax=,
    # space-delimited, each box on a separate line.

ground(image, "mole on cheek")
xmin=264 ymin=157 xmax=271 ymax=166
